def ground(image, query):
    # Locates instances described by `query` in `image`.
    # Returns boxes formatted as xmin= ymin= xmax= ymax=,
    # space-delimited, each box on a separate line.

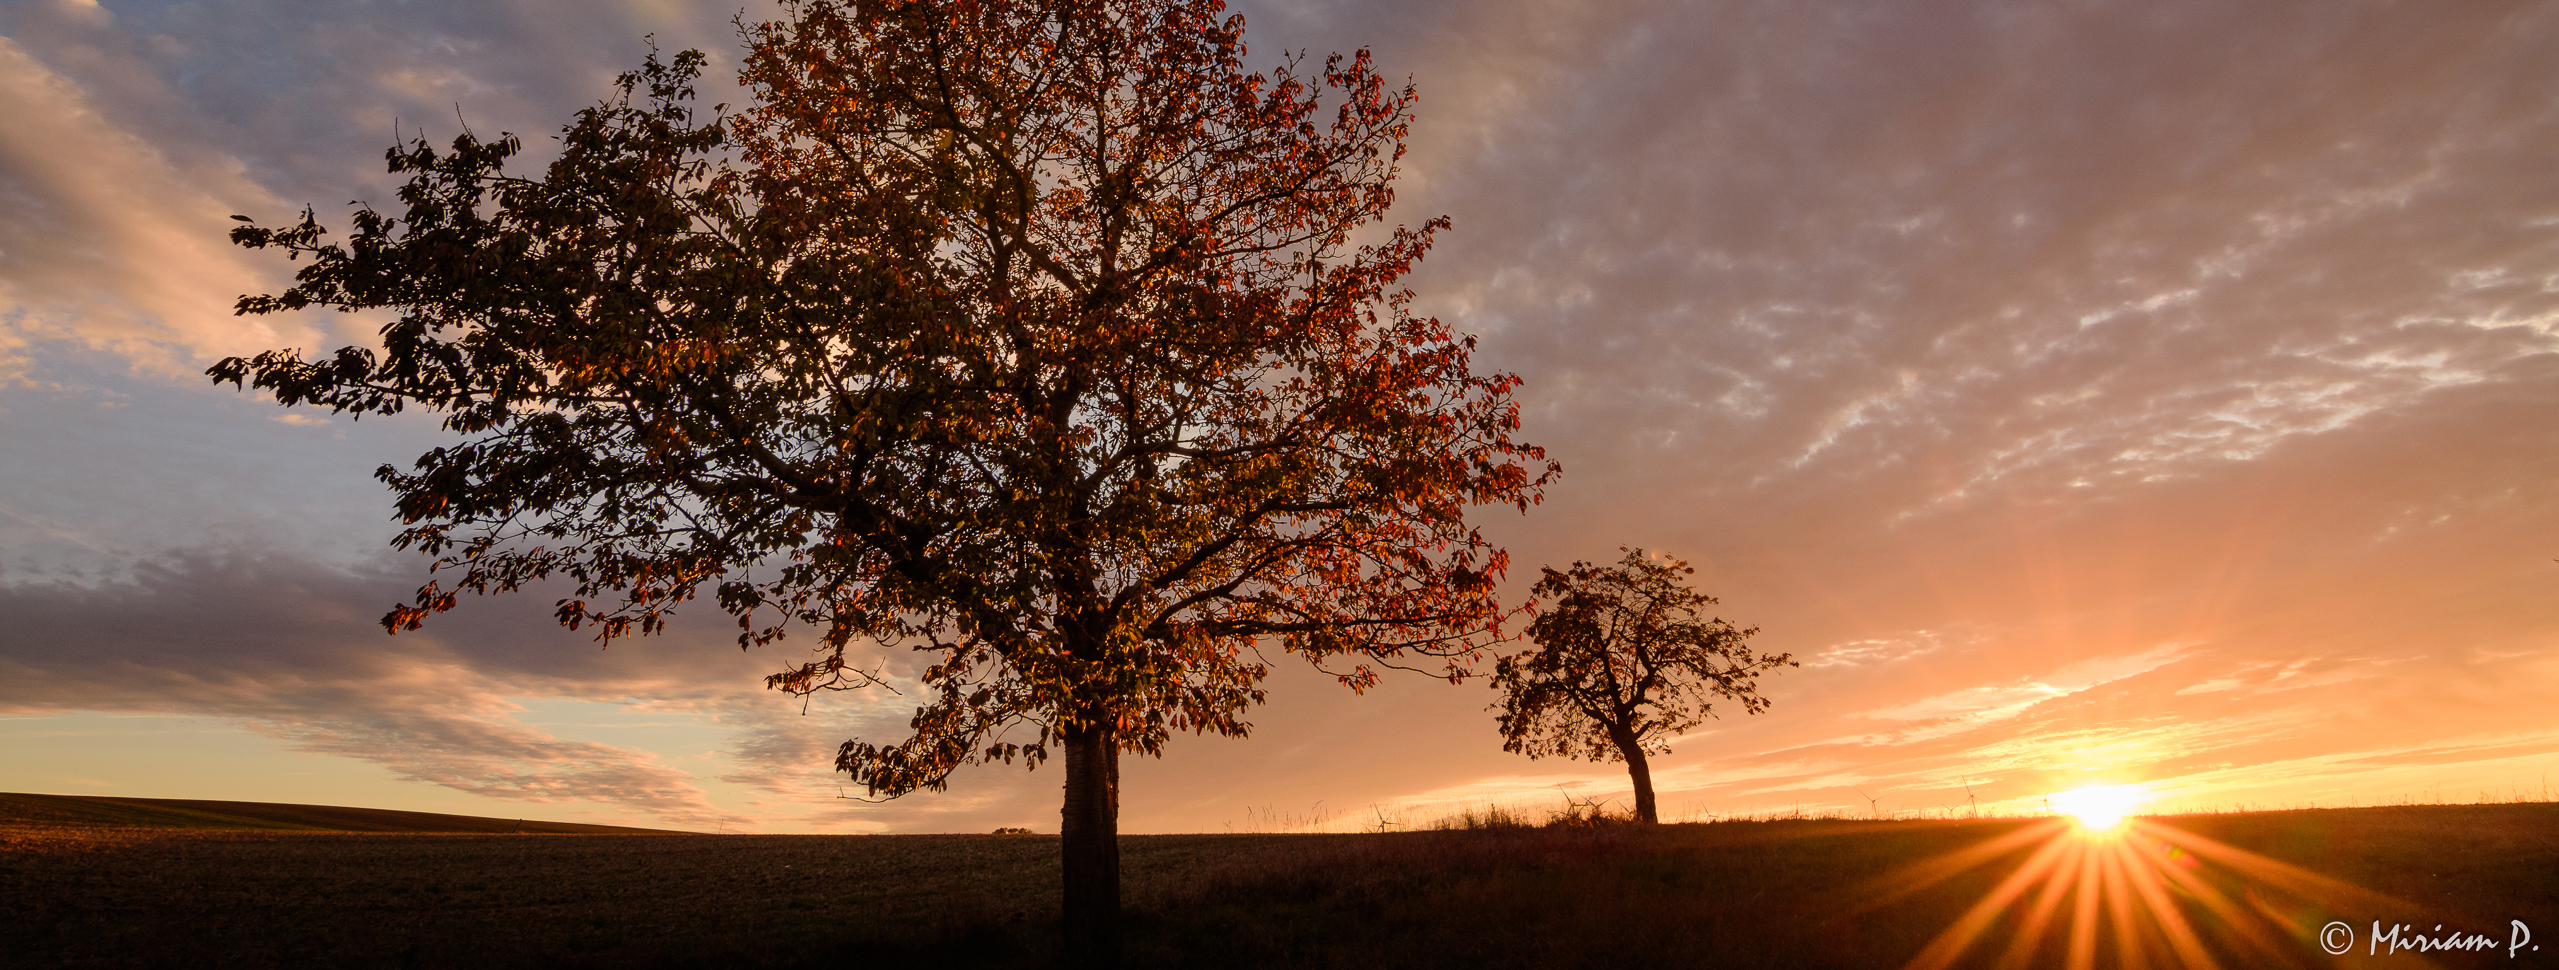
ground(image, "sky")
xmin=4 ymin=0 xmax=2557 ymax=835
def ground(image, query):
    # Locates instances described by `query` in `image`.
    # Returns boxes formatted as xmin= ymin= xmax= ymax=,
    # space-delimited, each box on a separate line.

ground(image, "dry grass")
xmin=3 ymin=802 xmax=2551 ymax=968
xmin=2 ymin=824 xmax=1065 ymax=967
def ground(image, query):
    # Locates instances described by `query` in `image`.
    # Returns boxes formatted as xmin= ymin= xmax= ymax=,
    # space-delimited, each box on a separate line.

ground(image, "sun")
xmin=1885 ymin=793 xmax=2382 ymax=970
xmin=2051 ymin=784 xmax=2142 ymax=832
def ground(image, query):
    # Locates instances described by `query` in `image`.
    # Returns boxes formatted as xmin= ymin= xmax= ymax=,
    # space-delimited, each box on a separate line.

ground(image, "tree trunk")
xmin=1615 ymin=731 xmax=1659 ymax=824
xmin=1060 ymin=720 xmax=1122 ymax=966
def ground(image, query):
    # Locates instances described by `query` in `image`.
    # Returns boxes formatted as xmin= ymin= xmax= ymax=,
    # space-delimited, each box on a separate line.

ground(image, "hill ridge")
xmin=0 ymin=792 xmax=692 ymax=834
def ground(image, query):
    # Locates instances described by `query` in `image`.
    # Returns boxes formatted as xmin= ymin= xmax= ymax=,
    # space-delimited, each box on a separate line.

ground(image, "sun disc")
xmin=2052 ymin=784 xmax=2141 ymax=832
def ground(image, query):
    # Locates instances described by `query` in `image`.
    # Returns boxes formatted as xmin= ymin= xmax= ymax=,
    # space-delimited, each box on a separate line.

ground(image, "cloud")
xmin=0 ymin=33 xmax=306 ymax=378
xmin=0 ymin=550 xmax=808 ymax=826
xmin=0 ymin=545 xmax=1085 ymax=831
xmin=0 ymin=0 xmax=751 ymax=378
xmin=1368 ymin=0 xmax=2559 ymax=521
xmin=1802 ymin=631 xmax=1963 ymax=669
xmin=1858 ymin=644 xmax=2187 ymax=724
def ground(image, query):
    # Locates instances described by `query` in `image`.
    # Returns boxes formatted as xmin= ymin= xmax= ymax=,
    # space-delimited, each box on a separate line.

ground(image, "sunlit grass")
xmin=1869 ymin=804 xmax=2432 ymax=970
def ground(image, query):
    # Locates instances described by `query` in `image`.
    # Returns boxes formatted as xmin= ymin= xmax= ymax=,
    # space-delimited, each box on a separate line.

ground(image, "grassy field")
xmin=3 ymin=799 xmax=2552 ymax=968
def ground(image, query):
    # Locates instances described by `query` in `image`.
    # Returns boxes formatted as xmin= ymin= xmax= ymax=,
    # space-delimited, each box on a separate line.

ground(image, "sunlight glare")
xmin=2053 ymin=784 xmax=2142 ymax=832
xmin=1879 ymin=809 xmax=2401 ymax=970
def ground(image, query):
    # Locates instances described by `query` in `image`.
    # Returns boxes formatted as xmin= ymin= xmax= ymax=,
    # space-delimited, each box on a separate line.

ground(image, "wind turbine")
xmin=1964 ymin=778 xmax=1980 ymax=819
xmin=1854 ymin=787 xmax=1884 ymax=820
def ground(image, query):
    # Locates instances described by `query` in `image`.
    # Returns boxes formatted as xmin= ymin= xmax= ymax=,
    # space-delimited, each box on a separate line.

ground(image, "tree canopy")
xmin=211 ymin=0 xmax=1552 ymax=959
xmin=1492 ymin=549 xmax=1790 ymax=824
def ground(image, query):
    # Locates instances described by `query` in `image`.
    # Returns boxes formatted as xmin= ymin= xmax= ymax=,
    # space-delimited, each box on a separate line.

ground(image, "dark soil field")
xmin=4 ymin=798 xmax=2552 ymax=969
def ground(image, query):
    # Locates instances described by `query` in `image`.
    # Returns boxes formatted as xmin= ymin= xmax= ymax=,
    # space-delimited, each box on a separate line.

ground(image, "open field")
xmin=4 ymin=801 xmax=2553 ymax=968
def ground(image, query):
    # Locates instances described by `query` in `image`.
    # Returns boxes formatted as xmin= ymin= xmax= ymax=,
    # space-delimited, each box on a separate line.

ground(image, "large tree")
xmin=1492 ymin=549 xmax=1791 ymax=824
xmin=210 ymin=0 xmax=1552 ymax=961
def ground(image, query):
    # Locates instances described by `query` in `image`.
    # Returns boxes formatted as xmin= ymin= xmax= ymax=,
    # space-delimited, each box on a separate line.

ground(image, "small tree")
xmin=211 ymin=0 xmax=1552 ymax=961
xmin=1492 ymin=549 xmax=1792 ymax=824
